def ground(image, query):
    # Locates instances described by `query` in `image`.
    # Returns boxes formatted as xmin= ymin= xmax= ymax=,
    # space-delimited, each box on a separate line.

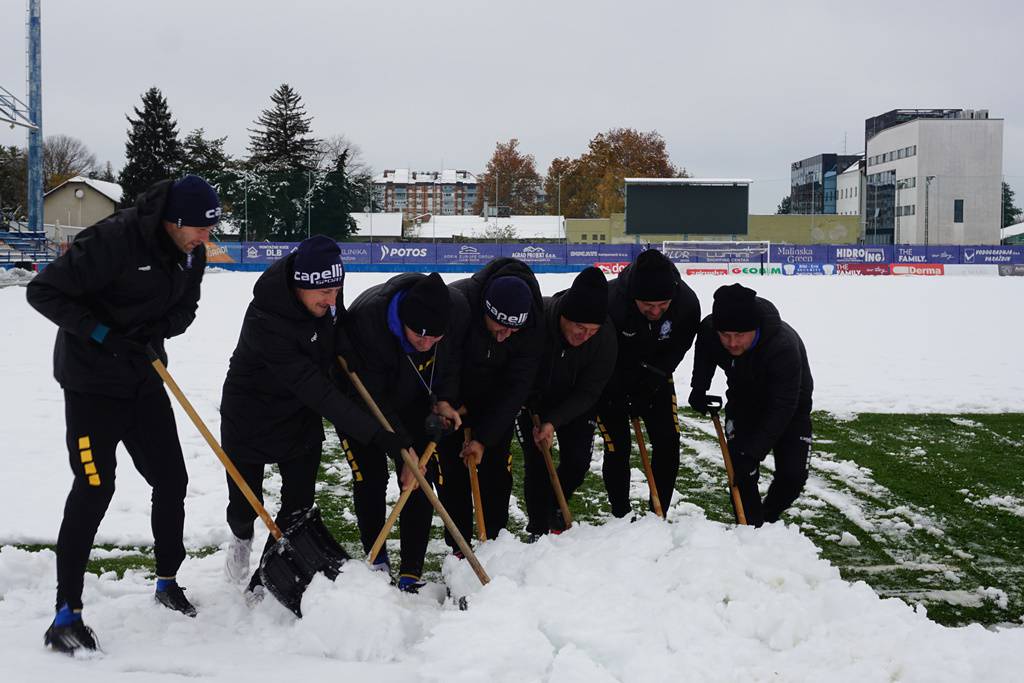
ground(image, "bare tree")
xmin=43 ymin=135 xmax=98 ymax=190
xmin=314 ymin=134 xmax=371 ymax=177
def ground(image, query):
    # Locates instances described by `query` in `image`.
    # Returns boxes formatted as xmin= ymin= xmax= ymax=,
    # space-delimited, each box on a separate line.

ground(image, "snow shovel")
xmin=464 ymin=427 xmax=487 ymax=542
xmin=631 ymin=418 xmax=664 ymax=518
xmin=148 ymin=350 xmax=349 ymax=618
xmin=530 ymin=413 xmax=573 ymax=531
xmin=705 ymin=395 xmax=748 ymax=525
xmin=366 ymin=410 xmax=451 ymax=565
xmin=338 ymin=356 xmax=490 ymax=586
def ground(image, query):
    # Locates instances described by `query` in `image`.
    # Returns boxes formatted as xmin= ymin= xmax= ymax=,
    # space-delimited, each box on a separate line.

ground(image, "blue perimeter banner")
xmin=221 ymin=242 xmax=1024 ymax=267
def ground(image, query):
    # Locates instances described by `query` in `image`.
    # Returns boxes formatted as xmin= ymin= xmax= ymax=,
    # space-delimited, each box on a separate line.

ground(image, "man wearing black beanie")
xmin=27 ymin=175 xmax=217 ymax=652
xmin=689 ymin=283 xmax=814 ymax=527
xmin=219 ymin=235 xmax=390 ymax=596
xmin=335 ymin=271 xmax=467 ymax=592
xmin=516 ymin=267 xmax=617 ymax=537
xmin=597 ymin=248 xmax=701 ymax=518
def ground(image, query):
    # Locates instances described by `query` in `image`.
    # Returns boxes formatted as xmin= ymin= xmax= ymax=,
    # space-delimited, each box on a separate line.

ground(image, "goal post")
xmin=660 ymin=240 xmax=772 ymax=274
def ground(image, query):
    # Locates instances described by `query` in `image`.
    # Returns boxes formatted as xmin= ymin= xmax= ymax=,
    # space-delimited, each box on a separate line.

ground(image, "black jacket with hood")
xmin=690 ymin=297 xmax=813 ymax=460
xmin=448 ymin=258 xmax=546 ymax=447
xmin=339 ymin=272 xmax=469 ymax=440
xmin=603 ymin=253 xmax=701 ymax=404
xmin=529 ymin=290 xmax=617 ymax=428
xmin=26 ymin=179 xmax=205 ymax=398
xmin=220 ymin=254 xmax=381 ymax=464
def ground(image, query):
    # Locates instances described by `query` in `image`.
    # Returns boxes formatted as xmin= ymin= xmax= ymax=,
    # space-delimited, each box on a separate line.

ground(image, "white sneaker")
xmin=224 ymin=534 xmax=253 ymax=583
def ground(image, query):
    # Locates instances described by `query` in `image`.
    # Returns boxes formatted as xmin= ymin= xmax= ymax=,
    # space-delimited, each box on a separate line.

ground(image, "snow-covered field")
xmin=2 ymin=271 xmax=1023 ymax=681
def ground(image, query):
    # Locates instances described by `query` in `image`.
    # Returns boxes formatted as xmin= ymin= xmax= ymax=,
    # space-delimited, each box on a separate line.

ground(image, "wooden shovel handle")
xmin=710 ymin=411 xmax=747 ymax=525
xmin=367 ymin=441 xmax=437 ymax=565
xmin=530 ymin=413 xmax=573 ymax=529
xmin=464 ymin=428 xmax=487 ymax=542
xmin=631 ymin=418 xmax=664 ymax=519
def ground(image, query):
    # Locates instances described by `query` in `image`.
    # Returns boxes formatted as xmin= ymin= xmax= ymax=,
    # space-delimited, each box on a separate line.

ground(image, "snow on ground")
xmin=2 ymin=271 xmax=1024 ymax=680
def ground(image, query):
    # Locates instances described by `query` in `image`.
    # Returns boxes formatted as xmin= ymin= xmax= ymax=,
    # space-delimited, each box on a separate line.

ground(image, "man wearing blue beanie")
xmin=26 ymin=174 xmax=219 ymax=653
xmin=219 ymin=235 xmax=390 ymax=595
xmin=437 ymin=258 xmax=546 ymax=550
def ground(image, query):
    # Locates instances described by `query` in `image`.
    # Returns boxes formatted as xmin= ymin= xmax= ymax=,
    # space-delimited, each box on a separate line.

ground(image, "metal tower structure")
xmin=27 ymin=0 xmax=43 ymax=231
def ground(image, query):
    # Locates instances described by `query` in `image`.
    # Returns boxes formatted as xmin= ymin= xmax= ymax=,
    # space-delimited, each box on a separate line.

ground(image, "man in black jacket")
xmin=689 ymin=283 xmax=813 ymax=527
xmin=26 ymin=175 xmax=217 ymax=653
xmin=598 ymin=249 xmax=701 ymax=518
xmin=338 ymin=271 xmax=464 ymax=592
xmin=219 ymin=236 xmax=394 ymax=591
xmin=516 ymin=267 xmax=617 ymax=537
xmin=439 ymin=258 xmax=545 ymax=548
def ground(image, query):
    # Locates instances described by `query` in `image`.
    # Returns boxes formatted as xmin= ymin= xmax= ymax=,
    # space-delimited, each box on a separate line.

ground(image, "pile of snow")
xmin=0 ymin=266 xmax=35 ymax=287
xmin=2 ymin=271 xmax=1024 ymax=679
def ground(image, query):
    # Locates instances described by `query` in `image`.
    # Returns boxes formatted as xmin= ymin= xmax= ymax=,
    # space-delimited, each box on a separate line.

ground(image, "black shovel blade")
xmin=258 ymin=506 xmax=351 ymax=618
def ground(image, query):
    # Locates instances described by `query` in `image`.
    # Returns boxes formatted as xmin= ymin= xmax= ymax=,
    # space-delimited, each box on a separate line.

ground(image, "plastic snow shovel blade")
xmin=258 ymin=506 xmax=351 ymax=618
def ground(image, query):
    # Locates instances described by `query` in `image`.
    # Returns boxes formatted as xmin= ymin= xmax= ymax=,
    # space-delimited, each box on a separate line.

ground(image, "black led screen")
xmin=625 ymin=183 xmax=749 ymax=235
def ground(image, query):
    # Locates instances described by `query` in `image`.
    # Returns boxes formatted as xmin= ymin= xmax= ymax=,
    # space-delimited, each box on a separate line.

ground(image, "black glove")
xmin=370 ymin=429 xmax=413 ymax=460
xmin=102 ymin=331 xmax=148 ymax=358
xmin=423 ymin=413 xmax=449 ymax=441
xmin=688 ymin=389 xmax=709 ymax=415
xmin=126 ymin=319 xmax=170 ymax=345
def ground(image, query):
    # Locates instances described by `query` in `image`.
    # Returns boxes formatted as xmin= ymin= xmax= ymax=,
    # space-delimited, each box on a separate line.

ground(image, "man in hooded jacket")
xmin=598 ymin=249 xmax=701 ymax=518
xmin=219 ymin=235 xmax=396 ymax=592
xmin=688 ymin=283 xmax=813 ymax=527
xmin=438 ymin=257 xmax=545 ymax=548
xmin=27 ymin=175 xmax=217 ymax=653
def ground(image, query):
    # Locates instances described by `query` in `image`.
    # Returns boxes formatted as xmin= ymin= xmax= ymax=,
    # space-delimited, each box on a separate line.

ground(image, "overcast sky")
xmin=2 ymin=0 xmax=1021 ymax=214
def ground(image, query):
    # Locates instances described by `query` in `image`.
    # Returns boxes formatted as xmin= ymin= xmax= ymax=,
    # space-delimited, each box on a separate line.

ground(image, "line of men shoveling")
xmin=27 ymin=176 xmax=813 ymax=654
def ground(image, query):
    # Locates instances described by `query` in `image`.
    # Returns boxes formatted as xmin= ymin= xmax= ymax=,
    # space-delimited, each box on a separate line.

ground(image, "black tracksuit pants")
xmin=727 ymin=413 xmax=812 ymax=527
xmin=437 ymin=425 xmax=514 ymax=548
xmin=225 ymin=443 xmax=322 ymax=559
xmin=516 ymin=411 xmax=596 ymax=535
xmin=56 ymin=388 xmax=188 ymax=611
xmin=596 ymin=378 xmax=681 ymax=518
xmin=340 ymin=419 xmax=436 ymax=581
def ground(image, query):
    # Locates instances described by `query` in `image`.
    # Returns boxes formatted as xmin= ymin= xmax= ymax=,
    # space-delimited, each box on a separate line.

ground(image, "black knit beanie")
xmin=399 ymin=272 xmax=450 ymax=336
xmin=631 ymin=249 xmax=677 ymax=301
xmin=712 ymin=283 xmax=761 ymax=332
xmin=560 ymin=266 xmax=608 ymax=324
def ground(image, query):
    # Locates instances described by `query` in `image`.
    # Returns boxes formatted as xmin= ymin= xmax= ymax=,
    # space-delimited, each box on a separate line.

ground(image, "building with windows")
xmin=790 ymin=154 xmax=862 ymax=215
xmin=862 ymin=108 xmax=1003 ymax=244
xmin=372 ymin=169 xmax=478 ymax=218
xmin=836 ymin=159 xmax=863 ymax=216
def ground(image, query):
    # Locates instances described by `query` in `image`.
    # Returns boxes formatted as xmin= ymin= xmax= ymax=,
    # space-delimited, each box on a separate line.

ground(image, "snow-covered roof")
xmin=840 ymin=160 xmax=861 ymax=175
xmin=624 ymin=177 xmax=753 ymax=185
xmin=1001 ymin=220 xmax=1024 ymax=240
xmin=373 ymin=169 xmax=478 ymax=185
xmin=407 ymin=214 xmax=564 ymax=240
xmin=44 ymin=175 xmax=123 ymax=203
xmin=351 ymin=212 xmax=403 ymax=237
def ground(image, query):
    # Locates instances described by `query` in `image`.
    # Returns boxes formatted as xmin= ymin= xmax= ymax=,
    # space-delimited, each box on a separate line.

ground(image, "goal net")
xmin=660 ymin=240 xmax=771 ymax=269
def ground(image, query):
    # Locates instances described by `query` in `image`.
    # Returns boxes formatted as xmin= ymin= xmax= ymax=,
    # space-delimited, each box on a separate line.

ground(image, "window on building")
xmin=599 ymin=234 xmax=606 ymax=241
xmin=954 ymin=199 xmax=964 ymax=223
xmin=581 ymin=234 xmax=588 ymax=241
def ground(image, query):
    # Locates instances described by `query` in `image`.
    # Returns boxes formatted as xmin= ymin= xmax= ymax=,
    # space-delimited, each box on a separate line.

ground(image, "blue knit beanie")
xmin=293 ymin=235 xmax=345 ymax=290
xmin=484 ymin=276 xmax=532 ymax=328
xmin=162 ymin=175 xmax=221 ymax=228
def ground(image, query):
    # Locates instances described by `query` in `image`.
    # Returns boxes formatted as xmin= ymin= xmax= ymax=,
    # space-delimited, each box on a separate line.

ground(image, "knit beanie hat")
xmin=292 ymin=235 xmax=345 ymax=290
xmin=631 ymin=249 xmax=677 ymax=301
xmin=400 ymin=273 xmax=451 ymax=337
xmin=712 ymin=283 xmax=761 ymax=332
xmin=162 ymin=175 xmax=221 ymax=228
xmin=483 ymin=276 xmax=532 ymax=328
xmin=560 ymin=266 xmax=608 ymax=324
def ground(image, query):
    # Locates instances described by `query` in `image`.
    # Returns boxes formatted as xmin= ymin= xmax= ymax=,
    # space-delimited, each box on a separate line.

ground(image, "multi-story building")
xmin=372 ymin=169 xmax=478 ymax=218
xmin=862 ymin=108 xmax=1003 ymax=244
xmin=835 ymin=159 xmax=863 ymax=217
xmin=790 ymin=153 xmax=862 ymax=215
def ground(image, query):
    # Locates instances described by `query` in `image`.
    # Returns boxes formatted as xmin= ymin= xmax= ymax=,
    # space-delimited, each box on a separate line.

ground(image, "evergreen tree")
xmin=776 ymin=195 xmax=792 ymax=214
xmin=1003 ymin=181 xmax=1022 ymax=228
xmin=247 ymin=84 xmax=318 ymax=169
xmin=309 ymin=150 xmax=359 ymax=240
xmin=87 ymin=161 xmax=116 ymax=183
xmin=118 ymin=87 xmax=182 ymax=206
xmin=0 ymin=146 xmax=28 ymax=222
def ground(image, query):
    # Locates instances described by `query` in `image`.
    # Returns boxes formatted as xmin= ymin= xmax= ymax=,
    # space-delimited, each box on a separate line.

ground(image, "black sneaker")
xmin=155 ymin=582 xmax=198 ymax=617
xmin=548 ymin=508 xmax=568 ymax=534
xmin=44 ymin=619 xmax=98 ymax=654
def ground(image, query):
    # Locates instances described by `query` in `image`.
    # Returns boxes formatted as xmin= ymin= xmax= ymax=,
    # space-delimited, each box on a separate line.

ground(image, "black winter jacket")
xmin=340 ymin=272 xmax=469 ymax=439
xmin=220 ymin=254 xmax=380 ymax=464
xmin=690 ymin=297 xmax=813 ymax=460
xmin=530 ymin=291 xmax=617 ymax=428
xmin=603 ymin=255 xmax=701 ymax=404
xmin=449 ymin=258 xmax=545 ymax=447
xmin=26 ymin=180 xmax=205 ymax=398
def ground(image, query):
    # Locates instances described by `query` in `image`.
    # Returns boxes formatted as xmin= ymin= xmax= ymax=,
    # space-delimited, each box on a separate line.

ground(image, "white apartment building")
xmin=863 ymin=109 xmax=1003 ymax=244
xmin=836 ymin=160 xmax=862 ymax=216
